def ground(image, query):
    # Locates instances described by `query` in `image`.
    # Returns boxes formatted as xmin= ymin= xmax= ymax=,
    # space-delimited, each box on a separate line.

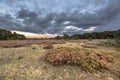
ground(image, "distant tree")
xmin=0 ymin=29 xmax=26 ymax=40
xmin=54 ymin=29 xmax=120 ymax=40
xmin=62 ymin=34 xmax=70 ymax=40
xmin=55 ymin=36 xmax=61 ymax=40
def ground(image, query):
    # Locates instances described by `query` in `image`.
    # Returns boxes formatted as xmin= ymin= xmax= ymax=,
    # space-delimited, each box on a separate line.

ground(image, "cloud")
xmin=63 ymin=26 xmax=97 ymax=34
xmin=0 ymin=0 xmax=120 ymax=34
xmin=83 ymin=27 xmax=97 ymax=32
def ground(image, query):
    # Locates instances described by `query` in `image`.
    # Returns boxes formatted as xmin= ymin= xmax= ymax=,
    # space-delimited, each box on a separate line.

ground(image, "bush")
xmin=43 ymin=44 xmax=53 ymax=49
xmin=99 ymin=39 xmax=120 ymax=48
xmin=44 ymin=47 xmax=114 ymax=72
xmin=0 ymin=29 xmax=26 ymax=40
xmin=88 ymin=38 xmax=93 ymax=41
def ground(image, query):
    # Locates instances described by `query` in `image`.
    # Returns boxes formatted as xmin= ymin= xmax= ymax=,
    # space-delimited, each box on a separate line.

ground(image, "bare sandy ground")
xmin=11 ymin=30 xmax=58 ymax=38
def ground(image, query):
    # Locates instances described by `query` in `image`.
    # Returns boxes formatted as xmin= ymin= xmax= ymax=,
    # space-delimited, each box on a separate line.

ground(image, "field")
xmin=0 ymin=40 xmax=120 ymax=80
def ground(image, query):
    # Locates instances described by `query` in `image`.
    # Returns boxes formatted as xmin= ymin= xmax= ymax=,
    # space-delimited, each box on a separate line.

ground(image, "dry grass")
xmin=0 ymin=45 xmax=45 ymax=80
xmin=0 ymin=40 xmax=120 ymax=80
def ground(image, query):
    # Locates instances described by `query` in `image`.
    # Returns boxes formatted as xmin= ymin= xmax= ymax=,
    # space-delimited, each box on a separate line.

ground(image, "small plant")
xmin=88 ymin=38 xmax=93 ymax=41
xmin=17 ymin=56 xmax=24 ymax=60
xmin=43 ymin=44 xmax=53 ymax=49
xmin=81 ymin=44 xmax=97 ymax=48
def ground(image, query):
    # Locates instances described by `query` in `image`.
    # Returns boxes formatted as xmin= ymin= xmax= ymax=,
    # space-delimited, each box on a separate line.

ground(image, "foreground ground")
xmin=0 ymin=40 xmax=120 ymax=80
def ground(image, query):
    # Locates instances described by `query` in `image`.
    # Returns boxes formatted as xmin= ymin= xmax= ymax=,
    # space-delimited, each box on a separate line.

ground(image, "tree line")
xmin=0 ymin=29 xmax=26 ymax=40
xmin=55 ymin=29 xmax=120 ymax=40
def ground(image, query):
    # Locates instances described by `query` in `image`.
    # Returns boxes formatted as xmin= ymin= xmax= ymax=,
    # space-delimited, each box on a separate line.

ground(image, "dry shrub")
xmin=43 ymin=44 xmax=53 ymax=49
xmin=81 ymin=44 xmax=97 ymax=48
xmin=44 ymin=47 xmax=114 ymax=72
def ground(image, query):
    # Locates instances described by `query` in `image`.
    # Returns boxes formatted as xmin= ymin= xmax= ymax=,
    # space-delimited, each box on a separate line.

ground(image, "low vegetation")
xmin=43 ymin=44 xmax=53 ymax=49
xmin=98 ymin=39 xmax=120 ymax=48
xmin=44 ymin=47 xmax=114 ymax=72
xmin=0 ymin=40 xmax=66 ymax=48
xmin=0 ymin=40 xmax=120 ymax=80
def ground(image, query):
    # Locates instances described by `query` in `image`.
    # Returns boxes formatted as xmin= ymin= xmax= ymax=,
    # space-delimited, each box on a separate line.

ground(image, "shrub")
xmin=99 ymin=39 xmax=120 ymax=48
xmin=44 ymin=47 xmax=114 ymax=72
xmin=81 ymin=44 xmax=97 ymax=48
xmin=43 ymin=44 xmax=53 ymax=49
xmin=88 ymin=38 xmax=93 ymax=41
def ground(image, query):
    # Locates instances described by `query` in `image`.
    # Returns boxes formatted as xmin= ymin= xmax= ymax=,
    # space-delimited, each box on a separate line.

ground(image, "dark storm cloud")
xmin=18 ymin=9 xmax=38 ymax=19
xmin=99 ymin=0 xmax=120 ymax=20
xmin=54 ymin=12 xmax=103 ymax=28
xmin=0 ymin=0 xmax=120 ymax=34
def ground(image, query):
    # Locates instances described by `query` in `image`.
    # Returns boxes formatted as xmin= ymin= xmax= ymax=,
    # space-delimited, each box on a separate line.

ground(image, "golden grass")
xmin=0 ymin=45 xmax=45 ymax=80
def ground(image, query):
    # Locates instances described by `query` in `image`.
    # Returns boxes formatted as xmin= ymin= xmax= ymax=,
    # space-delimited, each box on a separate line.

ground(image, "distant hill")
xmin=0 ymin=29 xmax=26 ymax=40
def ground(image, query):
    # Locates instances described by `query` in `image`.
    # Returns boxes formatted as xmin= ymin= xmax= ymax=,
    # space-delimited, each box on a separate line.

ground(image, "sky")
xmin=0 ymin=0 xmax=120 ymax=34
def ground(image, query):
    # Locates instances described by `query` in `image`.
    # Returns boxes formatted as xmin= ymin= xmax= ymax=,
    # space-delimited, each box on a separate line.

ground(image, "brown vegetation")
xmin=81 ymin=44 xmax=97 ymax=48
xmin=0 ymin=40 xmax=66 ymax=48
xmin=43 ymin=44 xmax=53 ymax=49
xmin=44 ymin=47 xmax=114 ymax=72
xmin=0 ymin=40 xmax=119 ymax=80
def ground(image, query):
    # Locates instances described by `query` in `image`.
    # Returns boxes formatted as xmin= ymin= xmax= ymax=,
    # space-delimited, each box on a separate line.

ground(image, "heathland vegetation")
xmin=0 ymin=40 xmax=120 ymax=80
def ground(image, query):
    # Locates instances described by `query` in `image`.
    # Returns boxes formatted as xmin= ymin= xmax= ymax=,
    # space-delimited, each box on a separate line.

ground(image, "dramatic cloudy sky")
xmin=0 ymin=0 xmax=120 ymax=34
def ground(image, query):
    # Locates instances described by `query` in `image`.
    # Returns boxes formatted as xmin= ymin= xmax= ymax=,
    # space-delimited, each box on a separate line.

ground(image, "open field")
xmin=0 ymin=40 xmax=120 ymax=80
